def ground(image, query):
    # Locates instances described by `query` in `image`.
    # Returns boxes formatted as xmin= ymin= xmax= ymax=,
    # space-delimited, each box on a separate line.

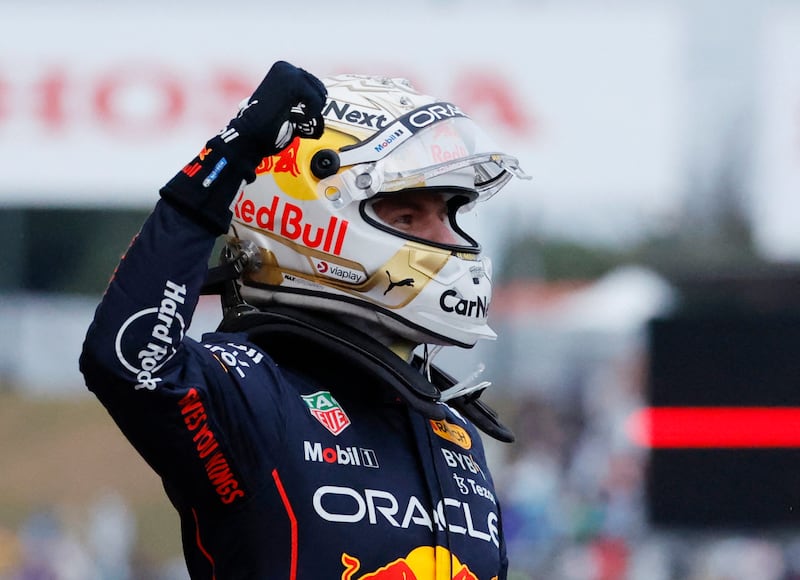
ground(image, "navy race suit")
xmin=80 ymin=198 xmax=509 ymax=579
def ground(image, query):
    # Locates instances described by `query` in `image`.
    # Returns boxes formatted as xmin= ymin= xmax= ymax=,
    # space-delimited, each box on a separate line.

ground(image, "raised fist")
xmin=160 ymin=61 xmax=327 ymax=234
xmin=221 ymin=61 xmax=327 ymax=162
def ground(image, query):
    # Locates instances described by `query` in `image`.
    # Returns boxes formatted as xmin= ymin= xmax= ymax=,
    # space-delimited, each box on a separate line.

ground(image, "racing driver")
xmin=80 ymin=60 xmax=529 ymax=579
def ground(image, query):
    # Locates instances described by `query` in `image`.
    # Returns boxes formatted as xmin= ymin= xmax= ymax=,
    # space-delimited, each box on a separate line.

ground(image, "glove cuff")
xmin=159 ymin=136 xmax=261 ymax=235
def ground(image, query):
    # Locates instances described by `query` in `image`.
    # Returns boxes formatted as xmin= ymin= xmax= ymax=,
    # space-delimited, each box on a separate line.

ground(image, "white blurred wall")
xmin=2 ymin=0 xmax=800 ymax=393
xmin=2 ymin=2 xmax=684 ymax=240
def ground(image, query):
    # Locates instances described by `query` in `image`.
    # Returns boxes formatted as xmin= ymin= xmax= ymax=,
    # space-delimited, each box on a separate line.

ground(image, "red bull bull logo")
xmin=341 ymin=546 xmax=491 ymax=580
xmin=255 ymin=137 xmax=301 ymax=177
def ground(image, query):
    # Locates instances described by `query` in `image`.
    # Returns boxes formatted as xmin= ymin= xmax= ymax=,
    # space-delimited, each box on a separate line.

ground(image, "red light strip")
xmin=627 ymin=407 xmax=800 ymax=448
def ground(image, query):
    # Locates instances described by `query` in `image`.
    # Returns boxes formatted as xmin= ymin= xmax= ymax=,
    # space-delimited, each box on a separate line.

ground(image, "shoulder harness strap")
xmin=217 ymin=305 xmax=514 ymax=443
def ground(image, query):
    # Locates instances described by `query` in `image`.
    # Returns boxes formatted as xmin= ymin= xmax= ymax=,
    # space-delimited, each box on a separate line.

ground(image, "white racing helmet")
xmin=226 ymin=74 xmax=530 ymax=347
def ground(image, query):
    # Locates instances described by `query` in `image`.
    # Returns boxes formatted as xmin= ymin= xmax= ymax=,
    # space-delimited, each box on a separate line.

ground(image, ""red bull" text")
xmin=233 ymin=192 xmax=349 ymax=256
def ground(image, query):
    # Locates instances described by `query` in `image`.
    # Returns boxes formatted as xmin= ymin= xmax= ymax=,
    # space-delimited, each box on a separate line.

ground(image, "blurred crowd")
xmin=495 ymin=349 xmax=800 ymax=580
xmin=0 ymin=493 xmax=187 ymax=580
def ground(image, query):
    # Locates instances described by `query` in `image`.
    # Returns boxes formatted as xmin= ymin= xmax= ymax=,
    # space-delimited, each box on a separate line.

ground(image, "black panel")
xmin=646 ymin=312 xmax=800 ymax=528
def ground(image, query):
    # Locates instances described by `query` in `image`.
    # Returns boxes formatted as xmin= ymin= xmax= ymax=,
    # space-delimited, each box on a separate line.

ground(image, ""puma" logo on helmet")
xmin=384 ymin=271 xmax=415 ymax=295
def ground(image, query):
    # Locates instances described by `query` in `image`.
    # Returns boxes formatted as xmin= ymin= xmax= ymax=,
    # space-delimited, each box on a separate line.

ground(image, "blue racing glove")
xmin=222 ymin=60 xmax=326 ymax=168
xmin=161 ymin=61 xmax=327 ymax=234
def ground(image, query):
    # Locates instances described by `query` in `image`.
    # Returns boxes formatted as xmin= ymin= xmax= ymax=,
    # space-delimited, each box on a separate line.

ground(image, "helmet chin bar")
xmin=202 ymin=241 xmax=497 ymax=351
xmin=239 ymin=284 xmax=482 ymax=348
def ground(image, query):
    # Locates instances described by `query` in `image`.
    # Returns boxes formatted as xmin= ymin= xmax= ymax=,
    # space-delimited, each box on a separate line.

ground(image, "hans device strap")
xmin=215 ymin=304 xmax=513 ymax=443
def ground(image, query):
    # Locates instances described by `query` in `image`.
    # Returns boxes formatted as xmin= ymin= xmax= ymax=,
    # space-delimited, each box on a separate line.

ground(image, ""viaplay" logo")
xmin=312 ymin=258 xmax=365 ymax=284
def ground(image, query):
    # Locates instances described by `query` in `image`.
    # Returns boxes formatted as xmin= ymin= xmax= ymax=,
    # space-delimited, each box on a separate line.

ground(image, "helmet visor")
xmin=337 ymin=103 xmax=529 ymax=201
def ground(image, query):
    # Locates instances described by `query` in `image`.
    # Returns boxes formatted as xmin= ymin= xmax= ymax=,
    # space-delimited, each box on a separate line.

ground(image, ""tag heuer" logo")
xmin=301 ymin=391 xmax=351 ymax=435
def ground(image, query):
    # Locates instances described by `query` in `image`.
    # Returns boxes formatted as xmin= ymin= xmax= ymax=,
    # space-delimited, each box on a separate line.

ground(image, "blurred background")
xmin=1 ymin=0 xmax=800 ymax=578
